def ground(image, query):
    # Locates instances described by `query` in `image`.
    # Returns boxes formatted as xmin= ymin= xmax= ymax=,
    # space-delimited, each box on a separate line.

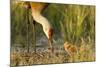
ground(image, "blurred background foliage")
xmin=11 ymin=1 xmax=95 ymax=48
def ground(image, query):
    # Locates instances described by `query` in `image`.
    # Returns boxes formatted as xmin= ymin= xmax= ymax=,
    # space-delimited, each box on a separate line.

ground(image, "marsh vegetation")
xmin=11 ymin=1 xmax=95 ymax=66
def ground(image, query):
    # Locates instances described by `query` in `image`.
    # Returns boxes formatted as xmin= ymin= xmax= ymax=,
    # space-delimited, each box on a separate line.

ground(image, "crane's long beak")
xmin=49 ymin=40 xmax=54 ymax=53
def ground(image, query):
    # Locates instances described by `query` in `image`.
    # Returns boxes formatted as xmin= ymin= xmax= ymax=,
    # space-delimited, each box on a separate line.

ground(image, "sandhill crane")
xmin=23 ymin=2 xmax=54 ymax=53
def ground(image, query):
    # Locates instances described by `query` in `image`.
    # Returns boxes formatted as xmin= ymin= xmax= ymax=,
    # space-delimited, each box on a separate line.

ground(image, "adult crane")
xmin=23 ymin=2 xmax=54 ymax=53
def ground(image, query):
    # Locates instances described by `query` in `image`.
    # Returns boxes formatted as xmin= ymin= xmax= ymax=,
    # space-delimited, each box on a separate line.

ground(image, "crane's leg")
xmin=26 ymin=8 xmax=30 ymax=53
xmin=27 ymin=21 xmax=30 ymax=53
xmin=32 ymin=20 xmax=36 ymax=53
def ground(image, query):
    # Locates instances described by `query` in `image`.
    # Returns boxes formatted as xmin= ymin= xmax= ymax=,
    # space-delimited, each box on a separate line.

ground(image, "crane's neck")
xmin=32 ymin=11 xmax=52 ymax=29
xmin=32 ymin=11 xmax=53 ymax=39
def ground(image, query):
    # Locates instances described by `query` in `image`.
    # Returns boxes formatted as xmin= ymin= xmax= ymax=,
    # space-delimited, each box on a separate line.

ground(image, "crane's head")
xmin=48 ymin=28 xmax=54 ymax=41
xmin=43 ymin=27 xmax=54 ymax=42
xmin=47 ymin=28 xmax=54 ymax=53
xmin=64 ymin=42 xmax=70 ymax=49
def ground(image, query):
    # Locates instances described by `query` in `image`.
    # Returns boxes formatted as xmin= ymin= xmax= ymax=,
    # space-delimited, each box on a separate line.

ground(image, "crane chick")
xmin=64 ymin=42 xmax=78 ymax=57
